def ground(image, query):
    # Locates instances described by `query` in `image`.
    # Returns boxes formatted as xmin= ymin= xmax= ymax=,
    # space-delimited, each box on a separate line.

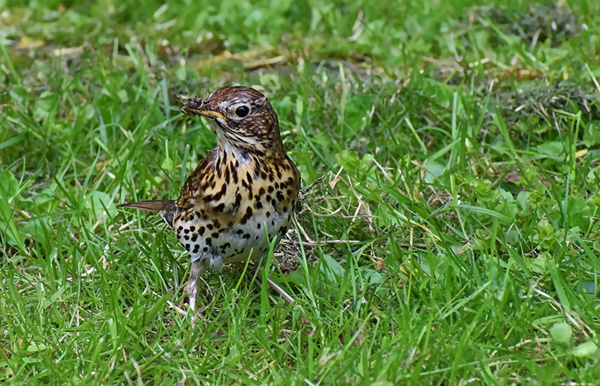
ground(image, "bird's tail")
xmin=120 ymin=200 xmax=180 ymax=229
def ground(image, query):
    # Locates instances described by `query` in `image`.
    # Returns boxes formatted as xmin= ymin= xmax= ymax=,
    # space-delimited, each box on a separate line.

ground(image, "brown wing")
xmin=120 ymin=200 xmax=180 ymax=229
xmin=176 ymin=149 xmax=217 ymax=209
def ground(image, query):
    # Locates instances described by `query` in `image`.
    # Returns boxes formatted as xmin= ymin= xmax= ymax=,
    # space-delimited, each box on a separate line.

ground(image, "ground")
xmin=1 ymin=0 xmax=600 ymax=384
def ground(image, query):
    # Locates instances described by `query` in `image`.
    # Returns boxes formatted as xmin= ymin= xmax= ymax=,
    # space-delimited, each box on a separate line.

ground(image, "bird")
xmin=121 ymin=86 xmax=301 ymax=311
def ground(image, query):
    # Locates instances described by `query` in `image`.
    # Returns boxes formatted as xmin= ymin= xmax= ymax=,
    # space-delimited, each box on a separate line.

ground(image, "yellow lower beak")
xmin=182 ymin=102 xmax=226 ymax=120
xmin=197 ymin=110 xmax=227 ymax=120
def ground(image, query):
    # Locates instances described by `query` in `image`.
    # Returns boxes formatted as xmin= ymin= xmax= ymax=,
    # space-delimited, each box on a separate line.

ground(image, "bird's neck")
xmin=214 ymin=141 xmax=252 ymax=169
xmin=215 ymin=133 xmax=287 ymax=163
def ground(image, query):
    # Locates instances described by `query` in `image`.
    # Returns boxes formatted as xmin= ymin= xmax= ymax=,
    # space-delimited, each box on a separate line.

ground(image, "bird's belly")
xmin=224 ymin=208 xmax=292 ymax=263
xmin=174 ymin=207 xmax=292 ymax=269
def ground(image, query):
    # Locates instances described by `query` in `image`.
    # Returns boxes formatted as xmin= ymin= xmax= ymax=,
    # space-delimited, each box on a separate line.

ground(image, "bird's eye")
xmin=234 ymin=105 xmax=250 ymax=117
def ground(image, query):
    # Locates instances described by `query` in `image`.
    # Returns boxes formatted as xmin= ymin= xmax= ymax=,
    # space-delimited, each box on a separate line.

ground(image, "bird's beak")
xmin=181 ymin=99 xmax=226 ymax=120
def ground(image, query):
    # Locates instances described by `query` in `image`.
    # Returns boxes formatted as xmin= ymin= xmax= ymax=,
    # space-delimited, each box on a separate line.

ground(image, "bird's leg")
xmin=257 ymin=270 xmax=295 ymax=304
xmin=267 ymin=277 xmax=295 ymax=304
xmin=187 ymin=260 xmax=205 ymax=312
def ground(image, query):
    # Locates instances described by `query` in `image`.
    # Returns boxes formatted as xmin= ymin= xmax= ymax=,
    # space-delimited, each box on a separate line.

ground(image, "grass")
xmin=2 ymin=0 xmax=600 ymax=384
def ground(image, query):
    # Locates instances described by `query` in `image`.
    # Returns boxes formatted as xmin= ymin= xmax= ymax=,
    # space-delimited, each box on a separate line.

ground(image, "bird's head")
xmin=182 ymin=86 xmax=284 ymax=157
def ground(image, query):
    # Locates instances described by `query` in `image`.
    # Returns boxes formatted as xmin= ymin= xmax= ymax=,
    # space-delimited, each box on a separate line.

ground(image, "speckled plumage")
xmin=122 ymin=86 xmax=300 ymax=311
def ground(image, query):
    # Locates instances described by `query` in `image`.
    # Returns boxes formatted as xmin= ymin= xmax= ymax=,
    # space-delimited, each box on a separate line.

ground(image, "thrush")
xmin=122 ymin=86 xmax=301 ymax=311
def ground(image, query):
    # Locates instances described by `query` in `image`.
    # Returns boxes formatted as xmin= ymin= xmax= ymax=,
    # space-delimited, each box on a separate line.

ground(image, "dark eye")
xmin=235 ymin=105 xmax=250 ymax=117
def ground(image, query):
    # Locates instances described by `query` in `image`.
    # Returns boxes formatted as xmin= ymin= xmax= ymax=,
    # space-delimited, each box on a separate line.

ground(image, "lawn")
xmin=1 ymin=0 xmax=600 ymax=384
